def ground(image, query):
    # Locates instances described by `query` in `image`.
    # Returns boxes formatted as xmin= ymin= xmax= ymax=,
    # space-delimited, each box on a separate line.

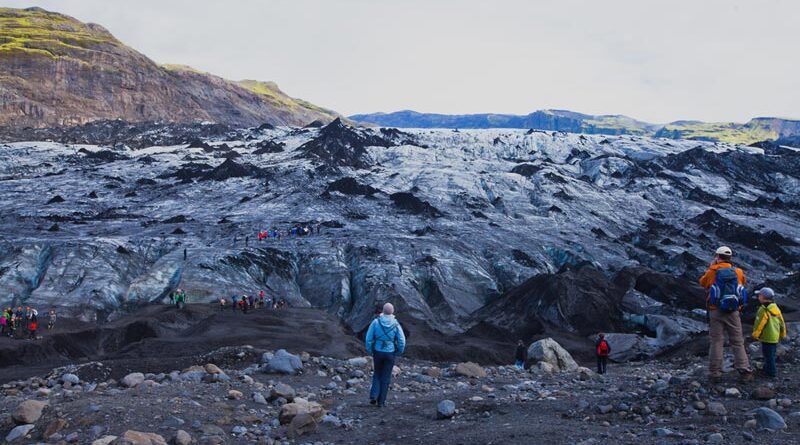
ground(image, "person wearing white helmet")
xmin=699 ymin=246 xmax=753 ymax=383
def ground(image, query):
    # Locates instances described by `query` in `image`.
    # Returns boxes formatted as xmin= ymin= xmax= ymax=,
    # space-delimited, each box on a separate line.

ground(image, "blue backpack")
xmin=709 ymin=267 xmax=747 ymax=312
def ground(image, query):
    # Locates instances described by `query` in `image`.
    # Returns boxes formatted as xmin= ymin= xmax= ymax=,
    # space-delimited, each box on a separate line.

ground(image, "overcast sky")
xmin=6 ymin=0 xmax=798 ymax=122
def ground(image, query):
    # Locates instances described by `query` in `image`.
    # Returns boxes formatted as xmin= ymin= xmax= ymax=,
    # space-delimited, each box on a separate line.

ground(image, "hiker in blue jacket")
xmin=366 ymin=302 xmax=406 ymax=407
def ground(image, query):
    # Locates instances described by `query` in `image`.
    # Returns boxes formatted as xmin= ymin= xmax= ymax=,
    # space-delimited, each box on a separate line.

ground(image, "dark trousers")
xmin=370 ymin=351 xmax=396 ymax=406
xmin=762 ymin=342 xmax=777 ymax=377
xmin=597 ymin=356 xmax=608 ymax=374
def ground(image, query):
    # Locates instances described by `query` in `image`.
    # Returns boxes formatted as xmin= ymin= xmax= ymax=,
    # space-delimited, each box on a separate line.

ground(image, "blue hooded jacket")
xmin=365 ymin=314 xmax=406 ymax=354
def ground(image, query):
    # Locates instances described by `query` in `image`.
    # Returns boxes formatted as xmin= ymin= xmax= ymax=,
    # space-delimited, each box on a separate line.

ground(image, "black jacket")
xmin=515 ymin=345 xmax=527 ymax=361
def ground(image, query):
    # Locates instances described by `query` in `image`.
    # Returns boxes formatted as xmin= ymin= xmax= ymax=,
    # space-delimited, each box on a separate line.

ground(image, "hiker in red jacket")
xmin=595 ymin=333 xmax=610 ymax=374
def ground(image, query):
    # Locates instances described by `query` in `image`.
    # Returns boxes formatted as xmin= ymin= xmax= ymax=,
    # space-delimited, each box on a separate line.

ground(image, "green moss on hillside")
xmin=657 ymin=122 xmax=778 ymax=145
xmin=0 ymin=7 xmax=121 ymax=59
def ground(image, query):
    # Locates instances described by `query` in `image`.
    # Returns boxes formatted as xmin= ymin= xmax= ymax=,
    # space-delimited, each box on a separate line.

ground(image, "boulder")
xmin=347 ymin=357 xmax=369 ymax=367
xmin=204 ymin=364 xmax=223 ymax=375
xmin=437 ymin=400 xmax=456 ymax=419
xmin=61 ymin=373 xmax=80 ymax=385
xmin=12 ymin=399 xmax=47 ymax=424
xmin=43 ymin=418 xmax=67 ymax=439
xmin=527 ymin=338 xmax=578 ymax=372
xmin=227 ymin=390 xmax=243 ymax=400
xmin=454 ymin=362 xmax=487 ymax=379
xmin=113 ymin=430 xmax=167 ymax=445
xmin=288 ymin=413 xmax=318 ymax=438
xmin=752 ymin=386 xmax=776 ymax=400
xmin=264 ymin=349 xmax=303 ymax=375
xmin=173 ymin=430 xmax=192 ymax=445
xmin=706 ymin=402 xmax=727 ymax=416
xmin=270 ymin=383 xmax=296 ymax=402
xmin=5 ymin=424 xmax=35 ymax=442
xmin=121 ymin=372 xmax=145 ymax=388
xmin=753 ymin=407 xmax=786 ymax=430
xmin=279 ymin=398 xmax=325 ymax=425
xmin=92 ymin=437 xmax=118 ymax=445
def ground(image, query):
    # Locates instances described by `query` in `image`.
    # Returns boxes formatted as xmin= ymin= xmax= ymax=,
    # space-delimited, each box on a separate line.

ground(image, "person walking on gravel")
xmin=699 ymin=246 xmax=753 ymax=383
xmin=47 ymin=309 xmax=57 ymax=330
xmin=365 ymin=303 xmax=406 ymax=407
xmin=595 ymin=333 xmax=610 ymax=374
xmin=514 ymin=340 xmax=527 ymax=370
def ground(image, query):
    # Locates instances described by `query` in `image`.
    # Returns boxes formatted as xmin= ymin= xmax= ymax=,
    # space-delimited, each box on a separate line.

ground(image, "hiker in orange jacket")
xmin=698 ymin=246 xmax=752 ymax=383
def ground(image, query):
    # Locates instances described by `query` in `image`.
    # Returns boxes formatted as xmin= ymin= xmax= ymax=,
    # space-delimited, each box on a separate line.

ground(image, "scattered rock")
xmin=121 ymin=372 xmax=145 ymax=388
xmin=724 ymin=387 xmax=741 ymax=398
xmin=204 ymin=363 xmax=223 ymax=375
xmin=288 ymin=413 xmax=318 ymax=438
xmin=43 ymin=418 xmax=67 ymax=439
xmin=270 ymin=383 xmax=296 ymax=402
xmin=437 ymin=400 xmax=456 ymax=419
xmin=264 ymin=349 xmax=304 ymax=375
xmin=12 ymin=399 xmax=47 ymax=424
xmin=115 ymin=430 xmax=167 ymax=445
xmin=5 ymin=424 xmax=35 ymax=443
xmin=227 ymin=390 xmax=243 ymax=400
xmin=527 ymin=338 xmax=579 ymax=372
xmin=92 ymin=436 xmax=118 ymax=445
xmin=752 ymin=386 xmax=776 ymax=400
xmin=279 ymin=398 xmax=325 ymax=425
xmin=454 ymin=362 xmax=487 ymax=379
xmin=172 ymin=430 xmax=192 ymax=445
xmin=753 ymin=407 xmax=786 ymax=430
xmin=707 ymin=433 xmax=724 ymax=444
xmin=706 ymin=402 xmax=727 ymax=416
xmin=61 ymin=373 xmax=80 ymax=385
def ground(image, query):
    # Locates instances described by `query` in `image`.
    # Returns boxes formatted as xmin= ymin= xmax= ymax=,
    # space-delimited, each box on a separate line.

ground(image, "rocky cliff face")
xmin=0 ymin=7 xmax=339 ymax=128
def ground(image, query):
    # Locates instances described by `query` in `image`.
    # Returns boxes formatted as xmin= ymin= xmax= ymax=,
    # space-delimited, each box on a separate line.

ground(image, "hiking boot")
xmin=369 ymin=399 xmax=377 ymax=405
xmin=709 ymin=374 xmax=723 ymax=384
xmin=738 ymin=371 xmax=754 ymax=383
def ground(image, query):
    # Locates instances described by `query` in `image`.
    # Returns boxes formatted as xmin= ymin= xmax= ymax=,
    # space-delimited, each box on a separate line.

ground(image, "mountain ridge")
xmin=350 ymin=109 xmax=800 ymax=145
xmin=0 ymin=7 xmax=341 ymax=128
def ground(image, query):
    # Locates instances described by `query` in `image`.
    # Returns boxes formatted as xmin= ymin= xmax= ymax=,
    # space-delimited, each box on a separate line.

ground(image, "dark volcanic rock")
xmin=201 ymin=159 xmax=262 ymax=181
xmin=252 ymin=139 xmax=285 ymax=155
xmin=299 ymin=118 xmax=395 ymax=169
xmin=474 ymin=265 xmax=625 ymax=338
xmin=79 ymin=148 xmax=130 ymax=162
xmin=325 ymin=177 xmax=380 ymax=196
xmin=689 ymin=210 xmax=799 ymax=267
xmin=390 ymin=192 xmax=444 ymax=218
xmin=510 ymin=163 xmax=542 ymax=178
xmin=47 ymin=195 xmax=65 ymax=204
xmin=160 ymin=162 xmax=214 ymax=183
xmin=162 ymin=215 xmax=188 ymax=224
xmin=614 ymin=267 xmax=706 ymax=309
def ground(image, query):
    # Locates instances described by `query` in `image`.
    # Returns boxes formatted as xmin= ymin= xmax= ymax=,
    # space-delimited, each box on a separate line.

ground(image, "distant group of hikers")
xmin=1 ymin=307 xmax=57 ymax=340
xmin=218 ymin=290 xmax=288 ymax=313
xmin=257 ymin=224 xmax=322 ymax=242
xmin=167 ymin=288 xmax=289 ymax=313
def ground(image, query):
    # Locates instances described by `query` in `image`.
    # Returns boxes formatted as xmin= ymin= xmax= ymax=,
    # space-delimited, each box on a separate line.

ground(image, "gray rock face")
xmin=264 ymin=350 xmax=303 ymax=375
xmin=527 ymin=338 xmax=578 ymax=372
xmin=437 ymin=400 xmax=456 ymax=419
xmin=753 ymin=407 xmax=787 ymax=430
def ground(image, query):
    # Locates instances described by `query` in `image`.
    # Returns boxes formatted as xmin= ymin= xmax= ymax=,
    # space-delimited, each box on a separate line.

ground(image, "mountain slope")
xmin=351 ymin=110 xmax=800 ymax=144
xmin=0 ymin=7 xmax=339 ymax=128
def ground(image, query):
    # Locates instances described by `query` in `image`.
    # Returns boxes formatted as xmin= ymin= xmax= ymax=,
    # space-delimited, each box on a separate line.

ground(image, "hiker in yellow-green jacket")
xmin=752 ymin=288 xmax=787 ymax=378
